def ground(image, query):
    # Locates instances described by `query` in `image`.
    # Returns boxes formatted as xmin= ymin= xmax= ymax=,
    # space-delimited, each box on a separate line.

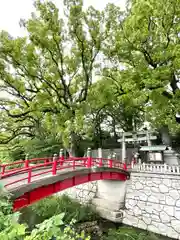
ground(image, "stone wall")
xmin=57 ymin=181 xmax=97 ymax=204
xmin=123 ymin=172 xmax=180 ymax=239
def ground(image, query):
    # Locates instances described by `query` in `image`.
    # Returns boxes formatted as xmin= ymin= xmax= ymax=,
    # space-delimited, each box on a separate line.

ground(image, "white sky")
xmin=0 ymin=0 xmax=126 ymax=37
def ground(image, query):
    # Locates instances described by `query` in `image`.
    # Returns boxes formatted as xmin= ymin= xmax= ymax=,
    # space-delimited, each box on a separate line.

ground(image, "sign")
xmin=149 ymin=152 xmax=163 ymax=162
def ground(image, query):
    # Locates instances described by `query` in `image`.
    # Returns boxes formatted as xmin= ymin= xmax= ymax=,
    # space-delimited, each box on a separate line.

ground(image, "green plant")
xmin=0 ymin=190 xmax=90 ymax=240
xmin=23 ymin=195 xmax=98 ymax=228
xmin=104 ymin=227 xmax=160 ymax=240
xmin=25 ymin=214 xmax=90 ymax=240
xmin=0 ymin=189 xmax=27 ymax=239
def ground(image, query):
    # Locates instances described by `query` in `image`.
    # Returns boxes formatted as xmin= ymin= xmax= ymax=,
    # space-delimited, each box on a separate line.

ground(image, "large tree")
xmin=103 ymin=0 xmax=180 ymax=137
xmin=0 ymin=0 xmax=106 ymax=155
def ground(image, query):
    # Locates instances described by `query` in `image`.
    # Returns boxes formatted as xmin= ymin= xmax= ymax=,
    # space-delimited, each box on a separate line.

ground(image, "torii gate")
xmin=117 ymin=131 xmax=157 ymax=162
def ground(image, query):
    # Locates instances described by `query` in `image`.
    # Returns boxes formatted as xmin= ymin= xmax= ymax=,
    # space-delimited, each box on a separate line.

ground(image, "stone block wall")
xmin=57 ymin=181 xmax=97 ymax=204
xmin=123 ymin=172 xmax=180 ymax=239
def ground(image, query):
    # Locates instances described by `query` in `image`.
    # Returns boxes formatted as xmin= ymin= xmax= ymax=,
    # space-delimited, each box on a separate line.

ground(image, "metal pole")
xmin=146 ymin=130 xmax=151 ymax=146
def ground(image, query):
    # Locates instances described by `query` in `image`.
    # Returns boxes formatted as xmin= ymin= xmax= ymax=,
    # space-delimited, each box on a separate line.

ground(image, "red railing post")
xmin=87 ymin=148 xmax=92 ymax=168
xmin=52 ymin=154 xmax=58 ymax=175
xmin=123 ymin=163 xmax=127 ymax=170
xmin=28 ymin=168 xmax=32 ymax=183
xmin=108 ymin=159 xmax=113 ymax=168
xmin=99 ymin=158 xmax=103 ymax=167
xmin=1 ymin=166 xmax=5 ymax=175
xmin=25 ymin=154 xmax=29 ymax=168
xmin=25 ymin=159 xmax=29 ymax=168
xmin=59 ymin=149 xmax=64 ymax=166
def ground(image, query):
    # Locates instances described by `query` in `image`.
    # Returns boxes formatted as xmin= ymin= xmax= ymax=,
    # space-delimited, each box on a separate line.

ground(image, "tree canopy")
xmin=0 ymin=0 xmax=180 ymax=156
xmin=104 ymin=0 xmax=180 ymax=132
xmin=0 ymin=0 xmax=105 ymax=154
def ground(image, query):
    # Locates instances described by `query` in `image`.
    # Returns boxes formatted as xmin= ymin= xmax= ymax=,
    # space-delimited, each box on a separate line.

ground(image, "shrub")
xmin=104 ymin=227 xmax=160 ymax=240
xmin=21 ymin=195 xmax=99 ymax=229
xmin=0 ymin=189 xmax=90 ymax=240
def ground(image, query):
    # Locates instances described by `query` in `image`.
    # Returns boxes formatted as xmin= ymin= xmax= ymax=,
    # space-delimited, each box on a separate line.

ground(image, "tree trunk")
xmin=68 ymin=131 xmax=77 ymax=156
xmin=160 ymin=126 xmax=172 ymax=147
xmin=112 ymin=117 xmax=118 ymax=141
xmin=68 ymin=131 xmax=83 ymax=157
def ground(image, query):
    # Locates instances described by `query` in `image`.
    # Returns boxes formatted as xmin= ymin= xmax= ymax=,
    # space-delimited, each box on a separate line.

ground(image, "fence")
xmin=132 ymin=162 xmax=180 ymax=174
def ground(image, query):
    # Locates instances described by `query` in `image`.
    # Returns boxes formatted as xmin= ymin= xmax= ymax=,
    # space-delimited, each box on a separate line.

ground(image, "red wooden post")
xmin=59 ymin=149 xmax=64 ymax=166
xmin=25 ymin=159 xmax=29 ymax=168
xmin=108 ymin=159 xmax=113 ymax=168
xmin=99 ymin=158 xmax=103 ymax=167
xmin=1 ymin=166 xmax=5 ymax=175
xmin=52 ymin=154 xmax=58 ymax=175
xmin=87 ymin=148 xmax=92 ymax=168
xmin=45 ymin=158 xmax=50 ymax=164
xmin=123 ymin=163 xmax=127 ymax=170
xmin=28 ymin=168 xmax=32 ymax=183
xmin=25 ymin=154 xmax=29 ymax=168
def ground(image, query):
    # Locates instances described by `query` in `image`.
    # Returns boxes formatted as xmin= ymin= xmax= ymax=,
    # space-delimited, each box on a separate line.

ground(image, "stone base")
xmin=164 ymin=150 xmax=180 ymax=165
xmin=92 ymin=198 xmax=123 ymax=223
xmin=92 ymin=197 xmax=124 ymax=211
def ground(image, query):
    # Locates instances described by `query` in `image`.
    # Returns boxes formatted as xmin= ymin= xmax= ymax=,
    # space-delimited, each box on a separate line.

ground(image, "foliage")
xmin=104 ymin=227 xmax=160 ymax=240
xmin=86 ymin=79 xmax=145 ymax=144
xmin=0 ymin=0 xmax=105 ymax=155
xmin=24 ymin=213 xmax=90 ymax=240
xmin=1 ymin=0 xmax=180 ymax=152
xmin=103 ymin=0 xmax=180 ymax=133
xmin=0 ymin=147 xmax=12 ymax=163
xmin=0 ymin=189 xmax=27 ymax=240
xmin=0 ymin=191 xmax=90 ymax=240
xmin=0 ymin=133 xmax=63 ymax=162
xmin=22 ymin=195 xmax=99 ymax=229
xmin=22 ymin=135 xmax=63 ymax=158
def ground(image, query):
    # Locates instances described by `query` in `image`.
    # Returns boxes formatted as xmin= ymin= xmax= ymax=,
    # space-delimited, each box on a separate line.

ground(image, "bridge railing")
xmin=0 ymin=157 xmax=54 ymax=176
xmin=1 ymin=156 xmax=130 ymax=188
xmin=132 ymin=162 xmax=180 ymax=174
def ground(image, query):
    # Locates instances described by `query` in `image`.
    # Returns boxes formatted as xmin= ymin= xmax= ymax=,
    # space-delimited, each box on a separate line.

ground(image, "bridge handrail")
xmin=1 ymin=157 xmax=130 ymax=188
xmin=0 ymin=157 xmax=54 ymax=175
xmin=0 ymin=157 xmax=130 ymax=176
xmin=1 ymin=160 xmax=55 ymax=178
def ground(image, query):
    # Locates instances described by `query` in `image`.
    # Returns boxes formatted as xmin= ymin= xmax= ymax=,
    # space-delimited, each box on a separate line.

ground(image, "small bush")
xmin=104 ymin=227 xmax=161 ymax=240
xmin=21 ymin=195 xmax=99 ymax=229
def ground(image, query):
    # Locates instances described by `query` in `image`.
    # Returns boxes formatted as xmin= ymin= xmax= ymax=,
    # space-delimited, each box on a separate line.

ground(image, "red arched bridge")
xmin=0 ymin=155 xmax=131 ymax=211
